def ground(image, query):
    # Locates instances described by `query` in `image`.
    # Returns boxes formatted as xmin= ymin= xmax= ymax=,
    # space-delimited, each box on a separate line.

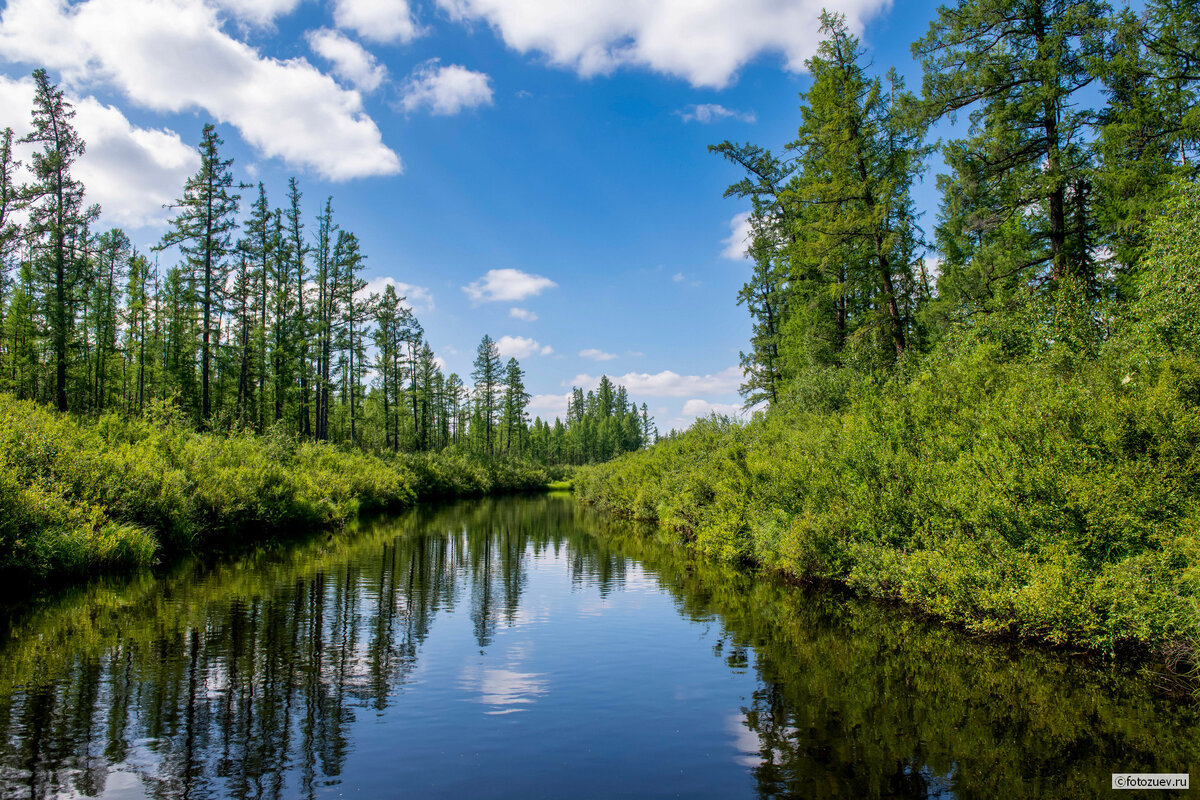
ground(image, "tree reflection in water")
xmin=0 ymin=495 xmax=1195 ymax=799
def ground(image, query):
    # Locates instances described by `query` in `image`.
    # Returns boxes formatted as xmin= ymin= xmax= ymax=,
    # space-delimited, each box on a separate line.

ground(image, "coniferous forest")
xmin=580 ymin=4 xmax=1200 ymax=662
xmin=0 ymin=70 xmax=657 ymax=580
xmin=0 ymin=0 xmax=1197 ymax=664
xmin=8 ymin=2 xmax=1200 ymax=797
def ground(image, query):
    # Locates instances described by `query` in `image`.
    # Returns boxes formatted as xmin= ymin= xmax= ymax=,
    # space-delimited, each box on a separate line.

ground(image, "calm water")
xmin=0 ymin=495 xmax=1197 ymax=799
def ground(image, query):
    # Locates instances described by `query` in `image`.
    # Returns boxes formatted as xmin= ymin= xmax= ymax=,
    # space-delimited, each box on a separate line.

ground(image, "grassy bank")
xmin=0 ymin=395 xmax=551 ymax=581
xmin=578 ymin=316 xmax=1200 ymax=664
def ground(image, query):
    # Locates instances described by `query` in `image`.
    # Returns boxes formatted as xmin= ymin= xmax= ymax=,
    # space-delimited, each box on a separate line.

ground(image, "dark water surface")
xmin=0 ymin=495 xmax=1196 ymax=799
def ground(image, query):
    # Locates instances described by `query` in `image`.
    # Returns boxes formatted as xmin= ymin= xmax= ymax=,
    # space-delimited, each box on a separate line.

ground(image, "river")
xmin=0 ymin=494 xmax=1196 ymax=798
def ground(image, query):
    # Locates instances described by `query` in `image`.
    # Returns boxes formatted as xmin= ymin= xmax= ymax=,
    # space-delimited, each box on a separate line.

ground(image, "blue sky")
xmin=0 ymin=0 xmax=947 ymax=430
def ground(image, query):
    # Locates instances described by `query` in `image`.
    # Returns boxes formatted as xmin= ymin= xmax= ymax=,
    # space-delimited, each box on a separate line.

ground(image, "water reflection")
xmin=0 ymin=496 xmax=1195 ymax=799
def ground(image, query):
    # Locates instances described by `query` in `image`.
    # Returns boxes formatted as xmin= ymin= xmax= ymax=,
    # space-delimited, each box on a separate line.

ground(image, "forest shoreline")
xmin=0 ymin=394 xmax=565 ymax=584
xmin=575 ymin=331 xmax=1200 ymax=681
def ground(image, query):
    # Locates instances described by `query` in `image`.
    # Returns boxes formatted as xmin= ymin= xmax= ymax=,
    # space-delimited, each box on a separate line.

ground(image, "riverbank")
xmin=0 ymin=395 xmax=553 ymax=581
xmin=5 ymin=494 xmax=1196 ymax=799
xmin=576 ymin=343 xmax=1200 ymax=668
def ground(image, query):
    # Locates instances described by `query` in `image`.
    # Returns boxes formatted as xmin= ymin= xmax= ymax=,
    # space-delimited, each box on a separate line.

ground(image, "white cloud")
xmin=0 ymin=0 xmax=401 ymax=181
xmin=463 ymin=268 xmax=556 ymax=304
xmin=306 ymin=28 xmax=387 ymax=92
xmin=460 ymin=665 xmax=547 ymax=711
xmin=399 ymin=60 xmax=494 ymax=115
xmin=667 ymin=397 xmax=766 ymax=433
xmin=333 ymin=0 xmax=421 ymax=44
xmin=681 ymin=398 xmax=744 ymax=417
xmin=497 ymin=335 xmax=552 ymax=358
xmin=509 ymin=307 xmax=538 ymax=321
xmin=579 ymin=348 xmax=616 ymax=361
xmin=672 ymin=272 xmax=684 ymax=282
xmin=528 ymin=392 xmax=570 ymax=420
xmin=212 ymin=0 xmax=302 ymax=25
xmin=0 ymin=74 xmax=198 ymax=229
xmin=360 ymin=275 xmax=435 ymax=311
xmin=923 ymin=254 xmax=941 ymax=282
xmin=721 ymin=211 xmax=752 ymax=260
xmin=436 ymin=0 xmax=889 ymax=88
xmin=676 ymin=103 xmax=755 ymax=124
xmin=569 ymin=366 xmax=741 ymax=397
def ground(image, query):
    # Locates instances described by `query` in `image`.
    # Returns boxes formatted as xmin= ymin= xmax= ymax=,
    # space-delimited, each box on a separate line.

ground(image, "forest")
xmin=578 ymin=2 xmax=1200 ymax=662
xmin=0 ymin=70 xmax=659 ymax=580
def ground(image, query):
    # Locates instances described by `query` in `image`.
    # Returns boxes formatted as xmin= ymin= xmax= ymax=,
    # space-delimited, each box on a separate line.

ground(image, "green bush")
xmin=0 ymin=397 xmax=552 ymax=581
xmin=578 ymin=337 xmax=1200 ymax=659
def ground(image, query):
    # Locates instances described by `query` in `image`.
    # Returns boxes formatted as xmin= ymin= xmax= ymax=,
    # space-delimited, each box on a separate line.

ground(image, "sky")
xmin=0 ymin=0 xmax=948 ymax=432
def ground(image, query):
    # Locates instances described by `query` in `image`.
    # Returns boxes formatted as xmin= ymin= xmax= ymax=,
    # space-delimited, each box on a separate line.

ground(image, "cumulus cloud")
xmin=570 ymin=366 xmax=741 ymax=397
xmin=509 ymin=307 xmax=538 ymax=321
xmin=579 ymin=348 xmax=617 ymax=361
xmin=333 ymin=0 xmax=422 ymax=44
xmin=306 ymin=28 xmax=387 ymax=92
xmin=398 ymin=60 xmax=494 ymax=115
xmin=360 ymin=275 xmax=435 ymax=311
xmin=664 ymin=398 xmax=765 ymax=433
xmin=212 ymin=0 xmax=302 ymax=25
xmin=0 ymin=74 xmax=198 ymax=229
xmin=721 ymin=211 xmax=753 ymax=260
xmin=528 ymin=392 xmax=570 ymax=420
xmin=436 ymin=0 xmax=889 ymax=88
xmin=676 ymin=103 xmax=755 ymax=124
xmin=681 ymin=399 xmax=744 ymax=417
xmin=463 ymin=268 xmax=556 ymax=304
xmin=497 ymin=335 xmax=553 ymax=358
xmin=0 ymin=0 xmax=401 ymax=181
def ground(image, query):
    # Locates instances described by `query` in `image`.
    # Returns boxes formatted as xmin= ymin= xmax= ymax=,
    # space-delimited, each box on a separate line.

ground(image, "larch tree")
xmin=21 ymin=69 xmax=96 ymax=411
xmin=241 ymin=182 xmax=274 ymax=430
xmin=313 ymin=197 xmax=337 ymax=441
xmin=284 ymin=177 xmax=311 ymax=438
xmin=91 ymin=228 xmax=129 ymax=410
xmin=501 ymin=357 xmax=530 ymax=456
xmin=0 ymin=126 xmax=20 ymax=380
xmin=159 ymin=123 xmax=239 ymax=424
xmin=1093 ymin=1 xmax=1200 ymax=287
xmin=914 ymin=0 xmax=1108 ymax=305
xmin=472 ymin=334 xmax=502 ymax=457
xmin=788 ymin=13 xmax=928 ymax=364
xmin=334 ymin=230 xmax=369 ymax=444
xmin=709 ymin=142 xmax=797 ymax=403
xmin=124 ymin=250 xmax=153 ymax=413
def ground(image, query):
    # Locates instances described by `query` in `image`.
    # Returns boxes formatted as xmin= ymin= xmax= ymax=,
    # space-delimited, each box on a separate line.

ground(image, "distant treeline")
xmin=0 ymin=69 xmax=654 ymax=467
xmin=580 ymin=3 xmax=1200 ymax=663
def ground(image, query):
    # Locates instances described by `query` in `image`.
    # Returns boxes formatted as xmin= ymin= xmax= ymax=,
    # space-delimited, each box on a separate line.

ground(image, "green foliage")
xmin=579 ymin=302 xmax=1200 ymax=657
xmin=1132 ymin=178 xmax=1200 ymax=357
xmin=0 ymin=394 xmax=552 ymax=581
